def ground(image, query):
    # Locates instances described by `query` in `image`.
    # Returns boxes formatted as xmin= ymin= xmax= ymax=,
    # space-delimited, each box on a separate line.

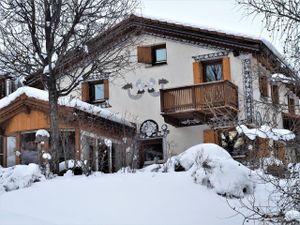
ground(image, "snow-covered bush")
xmin=0 ymin=164 xmax=45 ymax=193
xmin=143 ymin=144 xmax=255 ymax=198
xmin=180 ymin=144 xmax=254 ymax=198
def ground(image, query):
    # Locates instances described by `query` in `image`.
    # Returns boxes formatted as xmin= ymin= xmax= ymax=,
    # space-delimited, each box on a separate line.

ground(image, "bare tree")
xmin=0 ymin=0 xmax=138 ymax=169
xmin=237 ymin=0 xmax=300 ymax=79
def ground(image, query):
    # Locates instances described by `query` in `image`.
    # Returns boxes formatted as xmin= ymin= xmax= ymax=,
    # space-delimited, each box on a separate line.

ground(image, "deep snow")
xmin=0 ymin=172 xmax=250 ymax=225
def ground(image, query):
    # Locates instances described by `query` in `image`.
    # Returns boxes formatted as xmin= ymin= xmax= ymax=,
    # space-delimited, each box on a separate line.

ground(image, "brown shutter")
xmin=257 ymin=138 xmax=269 ymax=158
xmin=271 ymin=85 xmax=279 ymax=104
xmin=81 ymin=82 xmax=90 ymax=102
xmin=193 ymin=62 xmax=203 ymax=84
xmin=104 ymin=79 xmax=109 ymax=99
xmin=259 ymin=76 xmax=269 ymax=97
xmin=137 ymin=46 xmax=152 ymax=64
xmin=276 ymin=143 xmax=285 ymax=161
xmin=203 ymin=129 xmax=218 ymax=144
xmin=288 ymin=96 xmax=295 ymax=114
xmin=222 ymin=57 xmax=231 ymax=81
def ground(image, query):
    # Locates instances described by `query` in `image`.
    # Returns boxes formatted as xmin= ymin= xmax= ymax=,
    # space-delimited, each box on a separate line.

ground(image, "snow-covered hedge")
xmin=0 ymin=164 xmax=45 ymax=194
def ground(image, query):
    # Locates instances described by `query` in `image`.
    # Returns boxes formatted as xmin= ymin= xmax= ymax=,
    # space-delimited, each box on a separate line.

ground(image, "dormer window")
xmin=137 ymin=44 xmax=167 ymax=65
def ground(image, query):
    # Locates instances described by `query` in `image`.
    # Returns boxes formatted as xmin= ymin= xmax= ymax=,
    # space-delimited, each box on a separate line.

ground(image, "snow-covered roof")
xmin=236 ymin=124 xmax=295 ymax=141
xmin=0 ymin=87 xmax=133 ymax=127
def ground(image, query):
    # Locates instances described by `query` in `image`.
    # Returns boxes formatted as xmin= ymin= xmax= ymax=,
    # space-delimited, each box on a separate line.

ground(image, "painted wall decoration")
xmin=241 ymin=55 xmax=254 ymax=123
xmin=139 ymin=120 xmax=169 ymax=139
xmin=122 ymin=78 xmax=169 ymax=100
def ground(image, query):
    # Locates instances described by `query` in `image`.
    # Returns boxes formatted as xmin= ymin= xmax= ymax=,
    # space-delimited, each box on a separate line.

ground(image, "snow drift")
xmin=0 ymin=164 xmax=45 ymax=194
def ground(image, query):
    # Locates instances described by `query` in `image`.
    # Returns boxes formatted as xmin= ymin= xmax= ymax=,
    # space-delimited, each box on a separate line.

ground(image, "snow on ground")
xmin=0 ymin=144 xmax=295 ymax=225
xmin=0 ymin=171 xmax=251 ymax=225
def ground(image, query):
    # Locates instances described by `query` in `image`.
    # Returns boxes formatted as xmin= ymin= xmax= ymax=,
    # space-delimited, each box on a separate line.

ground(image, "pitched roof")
xmin=25 ymin=15 xmax=292 ymax=86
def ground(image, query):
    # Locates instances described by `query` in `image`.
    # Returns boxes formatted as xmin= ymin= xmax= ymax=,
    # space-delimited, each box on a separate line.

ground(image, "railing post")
xmin=192 ymin=86 xmax=196 ymax=109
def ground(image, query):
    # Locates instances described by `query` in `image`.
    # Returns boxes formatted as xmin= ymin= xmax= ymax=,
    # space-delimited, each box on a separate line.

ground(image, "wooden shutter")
xmin=257 ymin=138 xmax=269 ymax=158
xmin=288 ymin=96 xmax=295 ymax=114
xmin=222 ymin=57 xmax=231 ymax=81
xmin=259 ymin=76 xmax=269 ymax=97
xmin=104 ymin=79 xmax=109 ymax=99
xmin=193 ymin=62 xmax=203 ymax=84
xmin=276 ymin=142 xmax=285 ymax=161
xmin=81 ymin=82 xmax=90 ymax=102
xmin=203 ymin=129 xmax=218 ymax=144
xmin=137 ymin=46 xmax=152 ymax=64
xmin=271 ymin=85 xmax=279 ymax=104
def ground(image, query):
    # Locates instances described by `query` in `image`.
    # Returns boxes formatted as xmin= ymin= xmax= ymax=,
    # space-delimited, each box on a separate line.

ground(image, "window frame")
xmin=89 ymin=80 xmax=107 ymax=103
xmin=202 ymin=59 xmax=223 ymax=82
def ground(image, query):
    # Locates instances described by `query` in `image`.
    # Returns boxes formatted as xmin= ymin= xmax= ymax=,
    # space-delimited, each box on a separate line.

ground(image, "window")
xmin=259 ymin=76 xmax=269 ymax=97
xmin=21 ymin=132 xmax=38 ymax=165
xmin=203 ymin=60 xmax=223 ymax=82
xmin=288 ymin=96 xmax=295 ymax=114
xmin=137 ymin=44 xmax=167 ymax=65
xmin=81 ymin=79 xmax=109 ymax=103
xmin=271 ymin=85 xmax=279 ymax=104
xmin=152 ymin=45 xmax=167 ymax=64
xmin=91 ymin=82 xmax=105 ymax=102
xmin=140 ymin=138 xmax=164 ymax=166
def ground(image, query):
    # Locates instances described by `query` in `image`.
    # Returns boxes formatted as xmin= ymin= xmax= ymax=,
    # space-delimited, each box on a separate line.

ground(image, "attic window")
xmin=137 ymin=44 xmax=167 ymax=65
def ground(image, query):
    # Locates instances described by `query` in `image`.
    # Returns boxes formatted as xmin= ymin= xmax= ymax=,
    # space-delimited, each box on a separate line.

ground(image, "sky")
xmin=138 ymin=0 xmax=283 ymax=52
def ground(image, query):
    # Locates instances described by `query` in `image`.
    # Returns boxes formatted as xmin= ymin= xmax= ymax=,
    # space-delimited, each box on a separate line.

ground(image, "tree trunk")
xmin=48 ymin=79 xmax=60 ymax=173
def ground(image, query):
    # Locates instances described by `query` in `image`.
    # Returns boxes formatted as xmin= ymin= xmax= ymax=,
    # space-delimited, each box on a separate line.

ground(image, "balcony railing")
xmin=160 ymin=80 xmax=238 ymax=126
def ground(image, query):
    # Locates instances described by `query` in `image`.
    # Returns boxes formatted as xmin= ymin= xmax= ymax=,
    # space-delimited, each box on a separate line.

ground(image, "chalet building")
xmin=0 ymin=15 xmax=300 ymax=170
xmin=0 ymin=87 xmax=135 ymax=172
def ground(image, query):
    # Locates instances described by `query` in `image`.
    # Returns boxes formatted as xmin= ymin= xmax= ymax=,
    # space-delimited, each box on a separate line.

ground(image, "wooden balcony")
xmin=160 ymin=80 xmax=239 ymax=127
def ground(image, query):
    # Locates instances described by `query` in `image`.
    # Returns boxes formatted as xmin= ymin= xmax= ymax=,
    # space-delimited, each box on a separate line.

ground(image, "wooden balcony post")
xmin=192 ymin=86 xmax=196 ymax=109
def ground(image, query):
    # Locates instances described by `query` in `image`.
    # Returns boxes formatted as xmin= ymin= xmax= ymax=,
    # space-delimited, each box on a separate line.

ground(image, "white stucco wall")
xmin=60 ymin=34 xmax=299 ymax=157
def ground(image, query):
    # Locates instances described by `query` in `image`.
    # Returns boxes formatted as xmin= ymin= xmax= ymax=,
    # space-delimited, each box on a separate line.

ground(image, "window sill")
xmin=144 ymin=62 xmax=167 ymax=68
